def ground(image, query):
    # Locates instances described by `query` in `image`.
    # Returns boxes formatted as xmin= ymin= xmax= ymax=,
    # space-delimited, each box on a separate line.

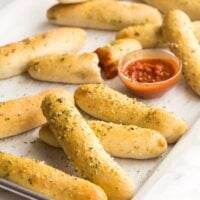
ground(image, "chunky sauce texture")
xmin=123 ymin=58 xmax=175 ymax=83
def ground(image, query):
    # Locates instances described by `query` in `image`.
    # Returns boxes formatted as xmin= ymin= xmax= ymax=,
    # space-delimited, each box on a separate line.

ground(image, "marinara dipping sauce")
xmin=124 ymin=59 xmax=175 ymax=83
xmin=118 ymin=49 xmax=182 ymax=98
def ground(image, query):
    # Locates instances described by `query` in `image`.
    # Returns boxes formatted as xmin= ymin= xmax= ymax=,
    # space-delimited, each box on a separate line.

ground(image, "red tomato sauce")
xmin=123 ymin=59 xmax=175 ymax=83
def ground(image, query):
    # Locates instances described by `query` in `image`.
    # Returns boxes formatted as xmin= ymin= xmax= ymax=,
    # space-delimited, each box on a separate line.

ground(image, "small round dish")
xmin=118 ymin=49 xmax=182 ymax=99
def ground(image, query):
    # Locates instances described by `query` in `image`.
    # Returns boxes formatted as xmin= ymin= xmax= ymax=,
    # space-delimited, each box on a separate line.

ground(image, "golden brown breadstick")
xmin=47 ymin=1 xmax=162 ymax=30
xmin=39 ymin=121 xmax=167 ymax=159
xmin=28 ymin=53 xmax=102 ymax=84
xmin=163 ymin=10 xmax=200 ymax=96
xmin=144 ymin=0 xmax=200 ymax=20
xmin=0 ymin=152 xmax=107 ymax=200
xmin=0 ymin=28 xmax=87 ymax=79
xmin=193 ymin=21 xmax=200 ymax=41
xmin=116 ymin=24 xmax=164 ymax=48
xmin=95 ymin=39 xmax=142 ymax=79
xmin=0 ymin=89 xmax=73 ymax=139
xmin=75 ymin=84 xmax=188 ymax=143
xmin=42 ymin=94 xmax=134 ymax=200
xmin=116 ymin=21 xmax=200 ymax=48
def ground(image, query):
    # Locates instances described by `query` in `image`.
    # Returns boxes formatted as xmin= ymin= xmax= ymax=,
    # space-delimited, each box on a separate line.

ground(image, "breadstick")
xmin=28 ymin=53 xmax=102 ymax=84
xmin=95 ymin=39 xmax=142 ymax=79
xmin=75 ymin=84 xmax=188 ymax=143
xmin=116 ymin=21 xmax=200 ymax=48
xmin=0 ymin=28 xmax=87 ymax=79
xmin=42 ymin=94 xmax=134 ymax=200
xmin=163 ymin=10 xmax=200 ymax=96
xmin=40 ymin=121 xmax=167 ymax=159
xmin=116 ymin=24 xmax=164 ymax=48
xmin=0 ymin=89 xmax=73 ymax=139
xmin=0 ymin=152 xmax=107 ymax=200
xmin=47 ymin=1 xmax=162 ymax=30
xmin=144 ymin=0 xmax=200 ymax=20
xmin=193 ymin=21 xmax=200 ymax=42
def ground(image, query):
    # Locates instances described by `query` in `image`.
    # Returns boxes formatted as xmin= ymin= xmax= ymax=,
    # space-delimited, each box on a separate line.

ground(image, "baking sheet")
xmin=0 ymin=0 xmax=200 ymax=199
xmin=134 ymin=117 xmax=200 ymax=200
